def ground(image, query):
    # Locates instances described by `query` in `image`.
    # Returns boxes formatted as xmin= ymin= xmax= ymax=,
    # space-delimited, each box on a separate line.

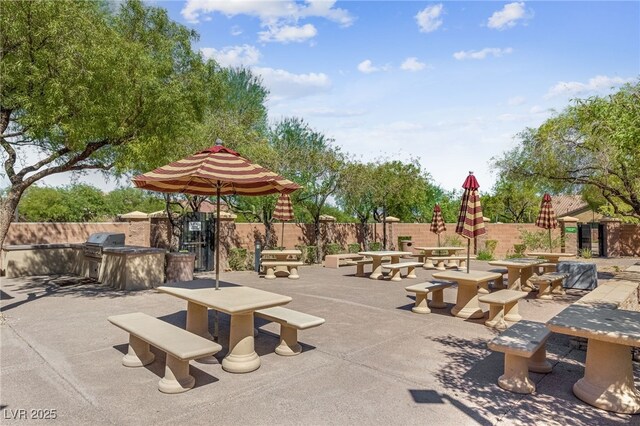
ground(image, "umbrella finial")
xmin=469 ymin=171 xmax=474 ymax=175
xmin=215 ymin=138 xmax=224 ymax=146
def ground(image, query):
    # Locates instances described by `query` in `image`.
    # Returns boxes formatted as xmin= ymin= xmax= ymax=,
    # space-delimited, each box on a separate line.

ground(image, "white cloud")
xmin=544 ymin=75 xmax=634 ymax=99
xmin=487 ymin=2 xmax=530 ymax=30
xmin=357 ymin=59 xmax=379 ymax=74
xmin=400 ymin=57 xmax=427 ymax=72
xmin=415 ymin=4 xmax=444 ymax=33
xmin=507 ymin=96 xmax=526 ymax=106
xmin=182 ymin=0 xmax=354 ymax=26
xmin=254 ymin=67 xmax=331 ymax=101
xmin=453 ymin=47 xmax=514 ymax=60
xmin=230 ymin=25 xmax=242 ymax=36
xmin=292 ymin=107 xmax=366 ymax=118
xmin=200 ymin=45 xmax=260 ymax=67
xmin=258 ymin=23 xmax=317 ymax=43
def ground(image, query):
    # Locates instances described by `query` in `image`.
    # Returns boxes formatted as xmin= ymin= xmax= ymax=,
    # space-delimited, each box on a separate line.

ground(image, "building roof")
xmin=551 ymin=195 xmax=589 ymax=217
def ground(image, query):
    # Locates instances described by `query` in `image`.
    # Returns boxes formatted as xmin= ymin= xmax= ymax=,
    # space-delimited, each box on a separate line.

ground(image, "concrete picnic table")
xmin=157 ymin=282 xmax=291 ymax=373
xmin=488 ymin=258 xmax=545 ymax=291
xmin=414 ymin=246 xmax=465 ymax=269
xmin=547 ymin=304 xmax=640 ymax=414
xmin=358 ymin=250 xmax=412 ymax=280
xmin=261 ymin=249 xmax=303 ymax=278
xmin=526 ymin=252 xmax=576 ymax=273
xmin=431 ymin=270 xmax=502 ymax=319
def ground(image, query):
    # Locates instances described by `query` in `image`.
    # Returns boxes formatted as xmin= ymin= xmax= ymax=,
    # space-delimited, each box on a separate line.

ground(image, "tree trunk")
xmin=0 ymin=187 xmax=25 ymax=251
xmin=314 ymin=220 xmax=321 ymax=264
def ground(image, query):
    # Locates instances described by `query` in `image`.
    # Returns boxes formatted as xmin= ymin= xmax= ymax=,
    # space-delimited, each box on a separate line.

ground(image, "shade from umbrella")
xmin=430 ymin=204 xmax=446 ymax=247
xmin=133 ymin=139 xmax=300 ymax=290
xmin=455 ymin=172 xmax=486 ymax=272
xmin=273 ymin=193 xmax=294 ymax=247
xmin=535 ymin=193 xmax=558 ymax=252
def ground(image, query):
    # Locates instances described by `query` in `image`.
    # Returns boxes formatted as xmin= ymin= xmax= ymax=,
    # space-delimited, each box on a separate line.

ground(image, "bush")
xmin=476 ymin=250 xmax=494 ymax=261
xmin=324 ymin=243 xmax=343 ymax=256
xmin=484 ymin=239 xmax=498 ymax=254
xmin=476 ymin=239 xmax=497 ymax=261
xmin=579 ymin=248 xmax=593 ymax=259
xmin=347 ymin=243 xmax=361 ymax=253
xmin=519 ymin=229 xmax=562 ymax=251
xmin=228 ymin=248 xmax=249 ymax=271
xmin=443 ymin=234 xmax=463 ymax=247
xmin=369 ymin=241 xmax=382 ymax=251
xmin=296 ymin=245 xmax=318 ymax=264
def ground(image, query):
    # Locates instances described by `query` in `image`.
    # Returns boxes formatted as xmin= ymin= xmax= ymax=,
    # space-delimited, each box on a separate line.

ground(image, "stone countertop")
xmin=102 ymin=246 xmax=167 ymax=255
xmin=2 ymin=243 xmax=85 ymax=251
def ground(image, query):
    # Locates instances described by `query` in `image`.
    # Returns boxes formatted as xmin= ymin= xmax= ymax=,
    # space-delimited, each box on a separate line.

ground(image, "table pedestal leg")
xmin=222 ymin=312 xmax=261 ymax=373
xmin=412 ymin=293 xmax=430 ymax=314
xmin=451 ymin=284 xmax=484 ymax=319
xmin=537 ymin=282 xmax=552 ymax=300
xmin=435 ymin=260 xmax=446 ymax=271
xmin=423 ymin=253 xmax=435 ymax=269
xmin=186 ymin=302 xmax=218 ymax=364
xmin=507 ymin=269 xmax=520 ymax=290
xmin=573 ymin=339 xmax=640 ymax=414
xmin=369 ymin=258 xmax=383 ymax=279
xmin=521 ymin=267 xmax=535 ymax=292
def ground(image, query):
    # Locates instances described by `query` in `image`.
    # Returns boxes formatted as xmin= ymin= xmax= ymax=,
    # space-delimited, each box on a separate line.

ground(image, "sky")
xmin=7 ymin=1 xmax=639 ymax=194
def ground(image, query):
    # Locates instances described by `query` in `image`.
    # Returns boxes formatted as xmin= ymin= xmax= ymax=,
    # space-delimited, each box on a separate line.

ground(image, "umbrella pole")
xmin=437 ymin=234 xmax=441 ymax=247
xmin=214 ymin=183 xmax=221 ymax=340
xmin=467 ymin=239 xmax=471 ymax=273
xmin=549 ymin=228 xmax=552 ymax=252
xmin=281 ymin=221 xmax=285 ymax=249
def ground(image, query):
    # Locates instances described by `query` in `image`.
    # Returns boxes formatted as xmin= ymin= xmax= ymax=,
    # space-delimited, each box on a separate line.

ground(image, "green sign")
xmin=565 ymin=226 xmax=577 ymax=233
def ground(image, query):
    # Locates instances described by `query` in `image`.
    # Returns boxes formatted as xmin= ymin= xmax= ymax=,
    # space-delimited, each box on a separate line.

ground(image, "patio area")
xmin=1 ymin=259 xmax=639 ymax=425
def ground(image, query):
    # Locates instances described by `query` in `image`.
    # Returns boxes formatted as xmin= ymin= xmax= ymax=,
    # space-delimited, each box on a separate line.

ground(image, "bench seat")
xmin=382 ymin=261 xmax=424 ymax=281
xmin=324 ymin=253 xmax=364 ymax=268
xmin=427 ymin=255 xmax=475 ymax=270
xmin=255 ymin=307 xmax=325 ymax=356
xmin=487 ymin=320 xmax=552 ymax=394
xmin=488 ymin=268 xmax=508 ymax=290
xmin=478 ymin=289 xmax=528 ymax=330
xmin=529 ymin=272 xmax=568 ymax=299
xmin=345 ymin=259 xmax=374 ymax=277
xmin=405 ymin=281 xmax=453 ymax=313
xmin=108 ymin=312 xmax=222 ymax=394
xmin=261 ymin=261 xmax=304 ymax=280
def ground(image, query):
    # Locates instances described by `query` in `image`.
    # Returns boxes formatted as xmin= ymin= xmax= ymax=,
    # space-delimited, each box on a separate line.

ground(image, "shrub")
xmin=484 ymin=239 xmax=498 ymax=254
xmin=369 ymin=241 xmax=382 ymax=251
xmin=296 ymin=245 xmax=318 ymax=264
xmin=228 ymin=248 xmax=249 ymax=271
xmin=324 ymin=243 xmax=343 ymax=256
xmin=476 ymin=250 xmax=494 ymax=261
xmin=347 ymin=243 xmax=361 ymax=253
xmin=519 ymin=229 xmax=562 ymax=251
xmin=513 ymin=244 xmax=526 ymax=256
xmin=443 ymin=234 xmax=463 ymax=247
xmin=579 ymin=248 xmax=593 ymax=259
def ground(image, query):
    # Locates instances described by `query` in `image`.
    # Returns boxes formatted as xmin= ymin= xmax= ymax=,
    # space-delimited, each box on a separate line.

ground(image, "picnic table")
xmin=414 ymin=246 xmax=465 ymax=269
xmin=431 ymin=270 xmax=502 ymax=319
xmin=526 ymin=252 xmax=575 ymax=273
xmin=157 ymin=282 xmax=292 ymax=373
xmin=260 ymin=249 xmax=303 ymax=279
xmin=358 ymin=250 xmax=412 ymax=280
xmin=547 ymin=305 xmax=640 ymax=414
xmin=488 ymin=258 xmax=545 ymax=291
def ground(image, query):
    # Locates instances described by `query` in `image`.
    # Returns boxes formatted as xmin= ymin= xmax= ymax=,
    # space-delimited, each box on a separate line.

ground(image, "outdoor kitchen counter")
xmin=2 ymin=243 xmax=84 ymax=278
xmin=100 ymin=247 xmax=166 ymax=290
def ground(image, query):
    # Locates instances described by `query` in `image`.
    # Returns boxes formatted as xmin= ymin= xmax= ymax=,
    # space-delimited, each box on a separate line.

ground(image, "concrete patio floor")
xmin=1 ymin=259 xmax=639 ymax=425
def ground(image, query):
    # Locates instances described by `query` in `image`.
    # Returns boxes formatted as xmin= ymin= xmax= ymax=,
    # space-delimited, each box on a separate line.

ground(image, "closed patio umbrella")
xmin=430 ymin=204 xmax=446 ymax=247
xmin=535 ymin=193 xmax=558 ymax=252
xmin=133 ymin=139 xmax=300 ymax=290
xmin=273 ymin=193 xmax=294 ymax=248
xmin=455 ymin=172 xmax=486 ymax=273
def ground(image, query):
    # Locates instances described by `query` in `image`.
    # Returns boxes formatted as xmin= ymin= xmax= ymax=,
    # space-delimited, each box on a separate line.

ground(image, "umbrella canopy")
xmin=455 ymin=172 xmax=486 ymax=272
xmin=535 ymin=193 xmax=558 ymax=251
xmin=273 ymin=193 xmax=295 ymax=247
xmin=133 ymin=139 xmax=300 ymax=289
xmin=430 ymin=204 xmax=447 ymax=247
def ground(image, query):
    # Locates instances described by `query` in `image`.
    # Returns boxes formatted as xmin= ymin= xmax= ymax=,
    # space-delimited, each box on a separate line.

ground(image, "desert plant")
xmin=347 ymin=243 xmax=361 ymax=253
xmin=297 ymin=245 xmax=318 ymax=264
xmin=228 ymin=248 xmax=249 ymax=271
xmin=443 ymin=234 xmax=463 ymax=247
xmin=369 ymin=241 xmax=382 ymax=251
xmin=484 ymin=239 xmax=498 ymax=254
xmin=324 ymin=243 xmax=343 ymax=256
xmin=519 ymin=229 xmax=562 ymax=251
xmin=579 ymin=248 xmax=593 ymax=259
xmin=476 ymin=249 xmax=494 ymax=261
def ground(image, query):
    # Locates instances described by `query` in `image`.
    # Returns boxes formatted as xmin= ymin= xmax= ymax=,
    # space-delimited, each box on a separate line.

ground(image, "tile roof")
xmin=551 ymin=195 xmax=588 ymax=217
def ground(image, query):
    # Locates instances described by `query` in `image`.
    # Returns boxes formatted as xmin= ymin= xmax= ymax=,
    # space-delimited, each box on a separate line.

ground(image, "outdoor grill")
xmin=83 ymin=232 xmax=126 ymax=259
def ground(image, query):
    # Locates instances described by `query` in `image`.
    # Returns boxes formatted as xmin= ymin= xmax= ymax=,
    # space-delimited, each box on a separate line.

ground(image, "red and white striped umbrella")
xmin=455 ymin=172 xmax=486 ymax=272
xmin=133 ymin=139 xmax=300 ymax=289
xmin=273 ymin=193 xmax=294 ymax=247
xmin=535 ymin=193 xmax=558 ymax=251
xmin=430 ymin=204 xmax=446 ymax=247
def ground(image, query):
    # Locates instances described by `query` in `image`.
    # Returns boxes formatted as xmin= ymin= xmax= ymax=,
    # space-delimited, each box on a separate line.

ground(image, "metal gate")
xmin=179 ymin=212 xmax=215 ymax=272
xmin=578 ymin=222 xmax=603 ymax=257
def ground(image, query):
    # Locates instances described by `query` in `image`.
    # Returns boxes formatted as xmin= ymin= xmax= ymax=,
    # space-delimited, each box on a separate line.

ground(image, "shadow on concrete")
xmin=409 ymin=389 xmax=492 ymax=426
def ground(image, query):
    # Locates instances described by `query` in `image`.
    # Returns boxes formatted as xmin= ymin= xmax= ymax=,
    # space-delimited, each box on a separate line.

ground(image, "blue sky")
xmin=19 ymin=1 xmax=640 ymax=193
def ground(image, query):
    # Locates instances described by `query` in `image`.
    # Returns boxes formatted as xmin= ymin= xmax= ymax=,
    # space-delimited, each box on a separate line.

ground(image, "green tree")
xmin=0 ymin=0 xmax=209 ymax=248
xmin=104 ymin=187 xmax=166 ymax=216
xmin=481 ymin=178 xmax=540 ymax=223
xmin=493 ymin=82 xmax=640 ymax=221
xmin=336 ymin=162 xmax=377 ymax=246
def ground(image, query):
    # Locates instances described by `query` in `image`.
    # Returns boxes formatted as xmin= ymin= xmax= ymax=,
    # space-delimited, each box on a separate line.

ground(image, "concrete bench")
xmin=478 ymin=289 xmax=528 ymax=330
xmin=537 ymin=262 xmax=557 ymax=274
xmin=488 ymin=268 xmax=508 ymax=291
xmin=487 ymin=320 xmax=552 ymax=394
xmin=575 ymin=280 xmax=639 ymax=310
xmin=255 ymin=307 xmax=325 ymax=356
xmin=428 ymin=255 xmax=475 ymax=271
xmin=345 ymin=259 xmax=374 ymax=277
xmin=529 ymin=272 xmax=568 ymax=300
xmin=323 ymin=253 xmax=364 ymax=268
xmin=108 ymin=312 xmax=222 ymax=394
xmin=382 ymin=261 xmax=424 ymax=281
xmin=405 ymin=281 xmax=454 ymax=313
xmin=261 ymin=261 xmax=304 ymax=280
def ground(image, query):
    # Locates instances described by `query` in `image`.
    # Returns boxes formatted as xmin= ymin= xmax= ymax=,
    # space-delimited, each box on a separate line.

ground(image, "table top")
xmin=414 ymin=246 xmax=465 ymax=251
xmin=261 ymin=249 xmax=302 ymax=256
xmin=489 ymin=258 xmax=545 ymax=268
xmin=157 ymin=284 xmax=292 ymax=315
xmin=432 ymin=270 xmax=502 ymax=284
xmin=358 ymin=251 xmax=412 ymax=257
xmin=547 ymin=305 xmax=640 ymax=347
xmin=526 ymin=252 xmax=575 ymax=258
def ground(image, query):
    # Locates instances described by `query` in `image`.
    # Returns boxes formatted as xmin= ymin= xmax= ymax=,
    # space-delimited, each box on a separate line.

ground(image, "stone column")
xmin=600 ymin=217 xmax=622 ymax=258
xmin=558 ymin=216 xmax=578 ymax=254
xmin=119 ymin=211 xmax=151 ymax=247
